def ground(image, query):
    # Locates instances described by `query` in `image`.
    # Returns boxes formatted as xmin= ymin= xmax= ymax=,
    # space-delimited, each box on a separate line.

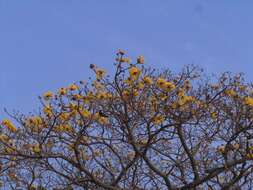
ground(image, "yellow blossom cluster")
xmin=224 ymin=89 xmax=237 ymax=97
xmin=157 ymin=78 xmax=176 ymax=92
xmin=68 ymin=84 xmax=78 ymax=91
xmin=0 ymin=134 xmax=9 ymax=143
xmin=143 ymin=76 xmax=153 ymax=86
xmin=93 ymin=149 xmax=101 ymax=157
xmin=96 ymin=92 xmax=112 ymax=100
xmin=178 ymin=95 xmax=194 ymax=106
xmin=93 ymin=112 xmax=108 ymax=125
xmin=58 ymin=87 xmax=67 ymax=96
xmin=122 ymin=90 xmax=130 ymax=99
xmin=55 ymin=124 xmax=73 ymax=133
xmin=129 ymin=67 xmax=141 ymax=81
xmin=43 ymin=91 xmax=53 ymax=100
xmin=246 ymin=153 xmax=253 ymax=159
xmin=1 ymin=119 xmax=17 ymax=133
xmin=95 ymin=68 xmax=106 ymax=80
xmin=27 ymin=116 xmax=43 ymax=126
xmin=98 ymin=116 xmax=108 ymax=125
xmin=244 ymin=97 xmax=253 ymax=107
xmin=152 ymin=114 xmax=165 ymax=125
xmin=211 ymin=112 xmax=218 ymax=120
xmin=31 ymin=144 xmax=41 ymax=153
xmin=24 ymin=116 xmax=45 ymax=132
xmin=246 ymin=145 xmax=253 ymax=159
xmin=80 ymin=109 xmax=91 ymax=118
xmin=116 ymin=57 xmax=131 ymax=63
xmin=43 ymin=105 xmax=53 ymax=117
xmin=217 ymin=145 xmax=225 ymax=154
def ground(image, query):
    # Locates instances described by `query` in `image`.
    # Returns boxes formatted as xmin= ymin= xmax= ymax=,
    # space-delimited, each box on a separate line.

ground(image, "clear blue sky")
xmin=0 ymin=1 xmax=253 ymax=119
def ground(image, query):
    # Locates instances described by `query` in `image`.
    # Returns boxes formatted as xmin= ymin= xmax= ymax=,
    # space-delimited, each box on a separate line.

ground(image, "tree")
xmin=1 ymin=50 xmax=253 ymax=190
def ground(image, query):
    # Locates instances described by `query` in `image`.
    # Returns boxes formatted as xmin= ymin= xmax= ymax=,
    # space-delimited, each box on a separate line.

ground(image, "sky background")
xmin=0 ymin=0 xmax=253 ymax=119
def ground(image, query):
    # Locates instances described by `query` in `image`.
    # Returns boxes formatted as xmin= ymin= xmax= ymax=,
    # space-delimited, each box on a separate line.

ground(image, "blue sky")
xmin=0 ymin=1 xmax=253 ymax=119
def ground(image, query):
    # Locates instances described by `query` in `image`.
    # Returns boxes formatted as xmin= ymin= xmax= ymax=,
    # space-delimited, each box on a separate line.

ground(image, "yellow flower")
xmin=43 ymin=91 xmax=53 ymax=100
xmin=72 ymin=94 xmax=82 ymax=100
xmin=153 ymin=115 xmax=165 ymax=125
xmin=157 ymin=78 xmax=176 ymax=91
xmin=1 ymin=119 xmax=17 ymax=133
xmin=137 ymin=55 xmax=144 ymax=64
xmin=157 ymin=78 xmax=167 ymax=88
xmin=217 ymin=146 xmax=225 ymax=154
xmin=43 ymin=105 xmax=53 ymax=117
xmin=32 ymin=144 xmax=40 ymax=153
xmin=133 ymin=89 xmax=139 ymax=97
xmin=0 ymin=134 xmax=9 ymax=142
xmin=82 ymin=96 xmax=90 ymax=104
xmin=69 ymin=103 xmax=78 ymax=110
xmin=4 ymin=147 xmax=16 ymax=154
xmin=70 ymin=110 xmax=78 ymax=117
xmin=96 ymin=92 xmax=108 ymax=100
xmin=143 ymin=76 xmax=153 ymax=85
xmin=116 ymin=57 xmax=131 ymax=63
xmin=57 ymin=87 xmax=67 ymax=96
xmin=56 ymin=124 xmax=73 ymax=133
xmin=80 ymin=109 xmax=91 ymax=118
xmin=246 ymin=153 xmax=253 ymax=159
xmin=95 ymin=69 xmax=106 ymax=80
xmin=137 ymin=81 xmax=145 ymax=90
xmin=224 ymin=89 xmax=236 ymax=97
xmin=94 ymin=149 xmax=101 ymax=157
xmin=55 ymin=125 xmax=63 ymax=132
xmin=98 ymin=117 xmax=108 ymax=125
xmin=211 ymin=112 xmax=217 ymax=120
xmin=177 ymin=95 xmax=194 ymax=106
xmin=244 ymin=97 xmax=253 ymax=106
xmin=106 ymin=92 xmax=113 ymax=99
xmin=239 ymin=85 xmax=246 ymax=91
xmin=171 ymin=102 xmax=177 ymax=109
xmin=164 ymin=82 xmax=176 ymax=92
xmin=122 ymin=90 xmax=130 ymax=99
xmin=86 ymin=91 xmax=94 ymax=100
xmin=28 ymin=116 xmax=43 ymax=126
xmin=129 ymin=67 xmax=141 ymax=80
xmin=177 ymin=88 xmax=185 ymax=97
xmin=68 ymin=84 xmax=78 ymax=91
xmin=63 ymin=124 xmax=73 ymax=132
xmin=59 ymin=113 xmax=70 ymax=121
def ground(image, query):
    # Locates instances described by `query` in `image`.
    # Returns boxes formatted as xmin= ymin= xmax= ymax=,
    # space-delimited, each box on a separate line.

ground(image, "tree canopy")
xmin=1 ymin=50 xmax=253 ymax=190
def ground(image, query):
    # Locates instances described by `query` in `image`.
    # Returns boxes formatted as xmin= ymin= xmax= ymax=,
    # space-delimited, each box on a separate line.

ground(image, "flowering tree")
xmin=1 ymin=50 xmax=253 ymax=190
